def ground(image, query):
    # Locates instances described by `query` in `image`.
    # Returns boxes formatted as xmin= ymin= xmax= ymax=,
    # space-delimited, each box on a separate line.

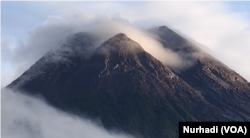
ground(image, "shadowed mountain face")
xmin=157 ymin=26 xmax=250 ymax=121
xmin=6 ymin=27 xmax=250 ymax=138
xmin=7 ymin=32 xmax=97 ymax=101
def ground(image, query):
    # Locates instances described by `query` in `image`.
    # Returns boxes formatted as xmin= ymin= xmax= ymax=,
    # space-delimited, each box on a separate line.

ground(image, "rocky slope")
xmin=157 ymin=26 xmax=250 ymax=121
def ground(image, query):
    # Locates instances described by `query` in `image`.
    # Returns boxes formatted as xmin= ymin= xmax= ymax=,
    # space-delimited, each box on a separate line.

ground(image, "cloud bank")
xmin=1 ymin=89 xmax=135 ymax=138
xmin=1 ymin=15 xmax=185 ymax=87
xmin=2 ymin=1 xmax=250 ymax=88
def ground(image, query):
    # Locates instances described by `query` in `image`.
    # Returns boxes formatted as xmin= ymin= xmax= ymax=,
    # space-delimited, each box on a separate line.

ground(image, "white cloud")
xmin=2 ymin=1 xmax=250 ymax=88
xmin=118 ymin=1 xmax=250 ymax=81
xmin=1 ymin=14 xmax=186 ymax=88
xmin=1 ymin=36 xmax=17 ymax=88
xmin=1 ymin=89 xmax=135 ymax=138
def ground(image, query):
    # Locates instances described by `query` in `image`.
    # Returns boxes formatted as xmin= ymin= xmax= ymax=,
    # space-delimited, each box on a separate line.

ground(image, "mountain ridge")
xmin=6 ymin=27 xmax=250 ymax=138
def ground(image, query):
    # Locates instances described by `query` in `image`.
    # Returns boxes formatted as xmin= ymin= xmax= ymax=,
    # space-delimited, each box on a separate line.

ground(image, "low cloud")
xmin=1 ymin=14 xmax=187 ymax=87
xmin=84 ymin=19 xmax=185 ymax=69
xmin=1 ymin=89 xmax=135 ymax=138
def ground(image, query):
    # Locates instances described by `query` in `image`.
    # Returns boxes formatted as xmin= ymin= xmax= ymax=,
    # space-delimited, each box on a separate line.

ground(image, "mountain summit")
xmin=6 ymin=27 xmax=250 ymax=138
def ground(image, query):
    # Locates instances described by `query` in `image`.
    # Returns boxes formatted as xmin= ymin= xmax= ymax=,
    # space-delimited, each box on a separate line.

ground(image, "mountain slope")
xmin=6 ymin=29 xmax=250 ymax=138
xmin=157 ymin=26 xmax=250 ymax=121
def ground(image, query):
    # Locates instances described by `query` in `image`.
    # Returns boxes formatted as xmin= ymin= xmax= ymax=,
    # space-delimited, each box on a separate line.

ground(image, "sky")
xmin=1 ymin=1 xmax=250 ymax=88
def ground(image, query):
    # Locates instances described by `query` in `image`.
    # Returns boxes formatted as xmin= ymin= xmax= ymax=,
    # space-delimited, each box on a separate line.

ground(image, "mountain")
xmin=6 ymin=27 xmax=250 ymax=138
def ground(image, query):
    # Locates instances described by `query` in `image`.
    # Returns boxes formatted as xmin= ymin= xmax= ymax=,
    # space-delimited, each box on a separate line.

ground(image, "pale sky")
xmin=1 ymin=1 xmax=250 ymax=88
